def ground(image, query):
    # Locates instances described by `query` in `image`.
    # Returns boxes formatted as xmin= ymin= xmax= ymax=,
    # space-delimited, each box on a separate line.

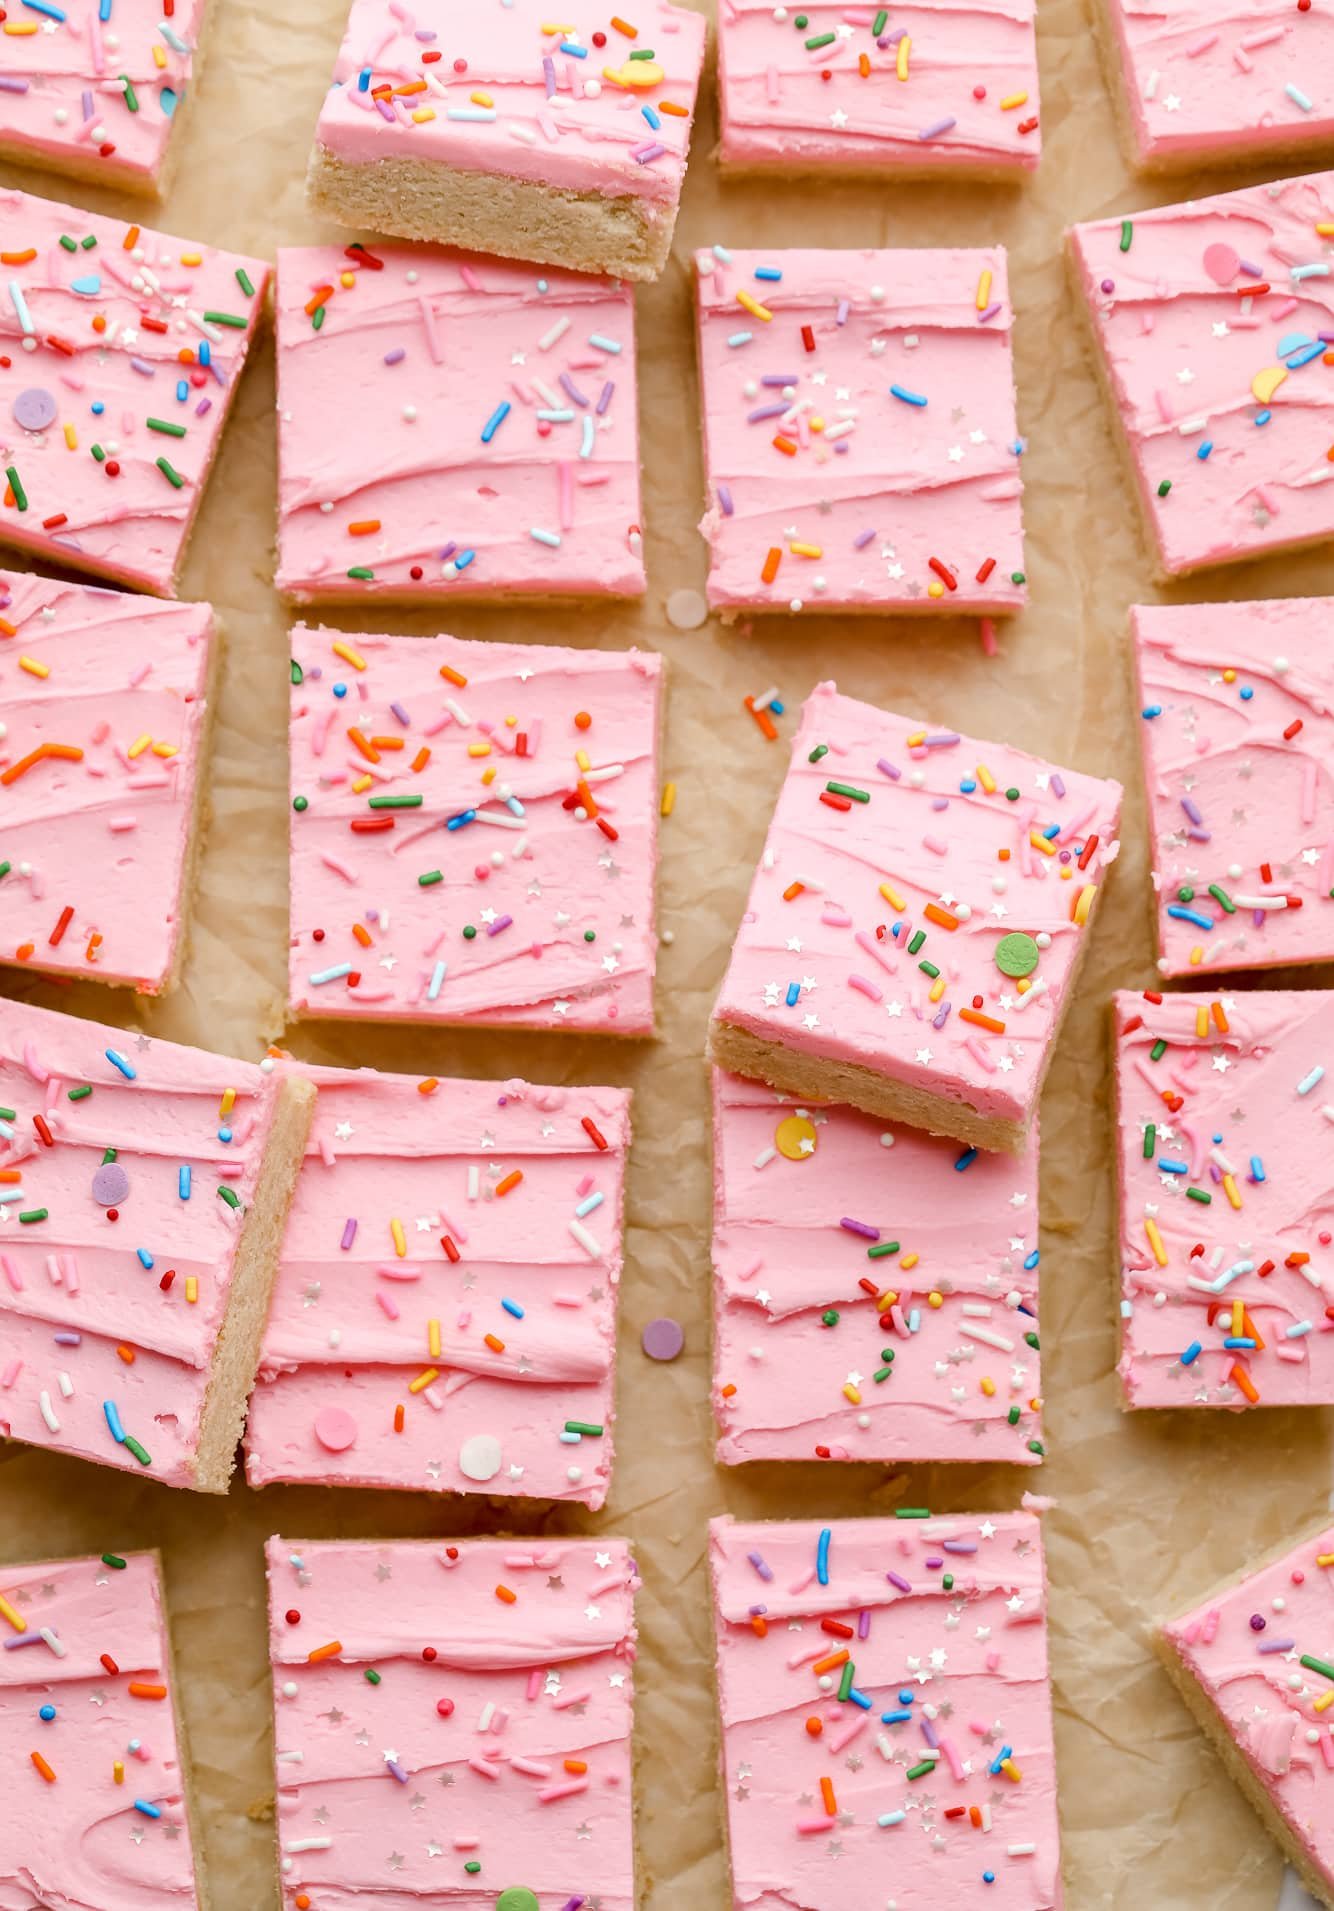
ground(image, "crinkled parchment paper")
xmin=2 ymin=0 xmax=1333 ymax=1904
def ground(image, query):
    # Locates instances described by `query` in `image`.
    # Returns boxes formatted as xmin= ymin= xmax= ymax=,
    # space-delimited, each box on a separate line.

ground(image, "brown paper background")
xmin=3 ymin=0 xmax=1334 ymax=1903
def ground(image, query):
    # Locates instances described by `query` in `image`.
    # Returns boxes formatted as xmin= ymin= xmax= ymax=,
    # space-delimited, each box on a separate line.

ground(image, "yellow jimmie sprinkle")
xmin=575 ymin=748 xmax=591 ymax=772
xmin=1315 ymin=1689 xmax=1334 ymax=1713
xmin=1318 ymin=1552 xmax=1334 ymax=1567
xmin=18 ymin=656 xmax=48 ymax=679
xmin=877 ymin=1290 xmax=898 ymax=1310
xmin=928 ymin=976 xmax=945 ymax=1003
xmin=975 ymin=270 xmax=992 ymax=312
xmin=1195 ymin=1006 xmax=1209 ymax=1039
xmin=1000 ymin=1758 xmax=1022 ymax=1783
xmin=152 ymin=40 xmax=166 ymax=65
xmin=412 ymin=107 xmax=436 ymax=123
xmin=843 ymin=1382 xmax=862 ymax=1405
xmin=906 ymin=730 xmax=927 ymax=748
xmin=113 ymin=1760 xmax=125 ymax=1784
xmin=0 ymin=1593 xmax=27 ymax=1633
xmin=428 ymin=1318 xmax=441 ymax=1359
xmin=184 ymin=1276 xmax=198 ymax=1304
xmin=900 ymin=1251 xmax=920 ymax=1272
xmin=63 ymin=423 xmax=77 ymax=450
xmin=219 ymin=1087 xmax=236 ymax=1118
xmin=1231 ymin=1298 xmax=1244 ymax=1338
xmin=660 ymin=781 xmax=676 ymax=817
xmin=1028 ymin=829 xmax=1056 ymax=857
xmin=408 ymin=1368 xmax=439 ymax=1395
xmin=467 ymin=742 xmax=491 ymax=757
xmin=351 ymin=774 xmax=372 ymax=795
xmin=391 ymin=1217 xmax=407 ymax=1257
xmin=1222 ymin=1173 xmax=1242 ymax=1211
xmin=1189 ymin=944 xmax=1204 ymax=966
xmin=127 ymin=734 xmax=152 ymax=759
xmin=975 ymin=764 xmax=996 ymax=793
xmin=790 ymin=542 xmax=823 ymax=559
xmin=896 ymin=32 xmax=910 ymax=78
xmin=736 ymin=289 xmax=772 ymax=322
xmin=152 ymin=742 xmax=177 ymax=758
xmin=981 ymin=1376 xmax=996 ymax=1396
xmin=1073 ymin=883 xmax=1097 ymax=925
xmin=879 ymin=881 xmax=907 ymax=911
xmin=470 ymin=90 xmax=494 ymax=106
xmin=332 ymin=640 xmax=366 ymax=671
xmin=1318 ymin=223 xmax=1334 ymax=236
xmin=999 ymin=90 xmax=1028 ymax=109
xmin=1145 ymin=1217 xmax=1168 ymax=1267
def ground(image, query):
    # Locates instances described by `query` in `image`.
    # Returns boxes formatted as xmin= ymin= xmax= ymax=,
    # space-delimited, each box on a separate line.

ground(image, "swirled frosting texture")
xmin=1114 ymin=988 xmax=1334 ymax=1410
xmin=313 ymin=0 xmax=705 ymax=204
xmin=0 ymin=0 xmax=204 ymax=190
xmin=709 ymin=682 xmax=1123 ymax=1136
xmin=287 ymin=626 xmax=661 ymax=1031
xmin=718 ymin=0 xmax=1040 ymax=172
xmin=711 ymin=1071 xmax=1043 ymax=1465
xmin=274 ymin=244 xmax=644 ymax=602
xmin=266 ymin=1534 xmax=637 ymax=1911
xmin=710 ymin=1512 xmax=1062 ymax=1910
xmin=1070 ymin=172 xmax=1334 ymax=578
xmin=246 ymin=1063 xmax=629 ymax=1507
xmin=0 ymin=568 xmax=213 ymax=991
xmin=1131 ymin=598 xmax=1334 ymax=977
xmin=1103 ymin=0 xmax=1334 ymax=167
xmin=0 ymin=1551 xmax=200 ymax=1911
xmin=1161 ymin=1524 xmax=1334 ymax=1891
xmin=0 ymin=997 xmax=279 ymax=1485
xmin=0 ymin=189 xmax=268 ymax=596
xmin=695 ymin=246 xmax=1026 ymax=615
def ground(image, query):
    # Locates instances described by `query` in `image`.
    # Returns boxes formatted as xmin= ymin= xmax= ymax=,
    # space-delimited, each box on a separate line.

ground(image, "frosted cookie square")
xmin=0 ymin=0 xmax=208 ymax=197
xmin=275 ymin=243 xmax=645 ymax=603
xmin=695 ymin=245 xmax=1026 ymax=619
xmin=0 ymin=188 xmax=268 ymax=597
xmin=718 ymin=0 xmax=1040 ymax=176
xmin=1069 ymin=172 xmax=1334 ymax=579
xmin=288 ymin=625 xmax=662 ymax=1033
xmin=1131 ymin=598 xmax=1334 ymax=978
xmin=246 ymin=1063 xmax=630 ymax=1508
xmin=0 ymin=998 xmax=314 ymax=1489
xmin=711 ymin=1070 xmax=1044 ymax=1466
xmin=266 ymin=1534 xmax=638 ymax=1908
xmin=305 ymin=0 xmax=707 ymax=283
xmin=709 ymin=1511 xmax=1063 ymax=1911
xmin=1114 ymin=987 xmax=1334 ymax=1411
xmin=707 ymin=681 xmax=1124 ymax=1152
xmin=0 ymin=568 xmax=216 ymax=993
xmin=0 ymin=1550 xmax=207 ymax=1909
xmin=1156 ymin=1521 xmax=1334 ymax=1909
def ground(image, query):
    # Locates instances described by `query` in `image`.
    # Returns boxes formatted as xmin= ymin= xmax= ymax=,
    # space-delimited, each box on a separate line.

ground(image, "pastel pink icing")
xmin=0 ymin=1551 xmax=199 ymax=1911
xmin=0 ymin=567 xmax=213 ymax=991
xmin=0 ymin=997 xmax=282 ymax=1487
xmin=711 ymin=1070 xmax=1043 ymax=1464
xmin=710 ymin=1512 xmax=1063 ymax=1910
xmin=275 ymin=245 xmax=645 ymax=602
xmin=718 ymin=0 xmax=1040 ymax=172
xmin=287 ymin=625 xmax=661 ymax=1032
xmin=0 ymin=189 xmax=268 ymax=597
xmin=1113 ymin=988 xmax=1334 ymax=1410
xmin=0 ymin=0 xmax=205 ymax=189
xmin=245 ymin=1063 xmax=629 ymax=1507
xmin=1069 ymin=171 xmax=1334 ymax=578
xmin=1103 ymin=0 xmax=1334 ymax=167
xmin=709 ymin=682 xmax=1124 ymax=1138
xmin=1161 ymin=1524 xmax=1334 ymax=1891
xmin=266 ymin=1534 xmax=637 ymax=1910
xmin=695 ymin=246 xmax=1026 ymax=615
xmin=313 ymin=0 xmax=706 ymax=214
xmin=1131 ymin=598 xmax=1334 ymax=977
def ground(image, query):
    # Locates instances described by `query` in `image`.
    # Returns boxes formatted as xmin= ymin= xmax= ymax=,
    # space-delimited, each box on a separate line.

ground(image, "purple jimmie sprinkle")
xmin=632 ymin=141 xmax=666 ymax=164
xmin=596 ymin=380 xmax=615 ymax=416
xmin=129 ymin=357 xmax=155 ymax=377
xmin=53 ymin=1332 xmax=81 ymax=1346
xmin=1239 ymin=257 xmax=1264 ymax=277
xmin=374 ymin=97 xmax=395 ymax=122
xmin=925 ymin=1556 xmax=944 ymax=1569
xmin=82 ymin=87 xmax=94 ymax=118
xmin=487 ymin=914 xmax=513 ymax=937
xmin=977 ymin=301 xmax=1002 ymax=324
xmin=543 ymin=55 xmax=556 ymax=96
xmin=1050 ymin=772 xmax=1066 ymax=798
xmin=762 ymin=373 xmax=800 ymax=386
xmin=340 ymin=1218 xmax=358 ymax=1250
xmin=942 ymin=1539 xmax=978 ymax=1555
xmin=559 ymin=371 xmax=589 ymax=408
xmin=3 ymin=1630 xmax=51 ymax=1650
xmin=919 ymin=115 xmax=957 ymax=140
xmin=853 ymin=528 xmax=876 ymax=549
xmin=747 ymin=1551 xmax=774 ymax=1582
xmin=747 ymin=402 xmax=788 ymax=423
xmin=561 ymin=1898 xmax=588 ymax=1911
xmin=1180 ymin=795 xmax=1204 ymax=826
xmin=718 ymin=482 xmax=735 ymax=517
xmin=931 ymin=796 xmax=950 ymax=812
xmin=748 ymin=1603 xmax=768 ymax=1617
xmin=887 ymin=1572 xmax=912 ymax=1594
xmin=932 ymin=1001 xmax=952 ymax=1030
xmin=1186 ymin=826 xmax=1212 ymax=843
xmin=415 ymin=26 xmax=436 ymax=38
xmin=390 ymin=700 xmax=410 ymax=726
xmin=384 ymin=346 xmax=406 ymax=365
xmin=921 ymin=1717 xmax=940 ymax=1748
xmin=836 ymin=297 xmax=850 ymax=325
xmin=386 ymin=1758 xmax=409 ymax=1784
xmin=194 ymin=397 xmax=213 ymax=418
xmin=1257 ymin=1638 xmax=1295 ymax=1654
xmin=924 ymin=732 xmax=961 ymax=748
xmin=439 ymin=541 xmax=458 ymax=562
xmin=877 ymin=757 xmax=902 ymax=781
xmin=857 ymin=1608 xmax=871 ymax=1639
xmin=0 ymin=77 xmax=31 ymax=93
xmin=840 ymin=1216 xmax=881 ymax=1241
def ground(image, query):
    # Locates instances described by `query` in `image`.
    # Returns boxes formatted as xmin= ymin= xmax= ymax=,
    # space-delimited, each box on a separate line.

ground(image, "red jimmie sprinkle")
xmin=440 ymin=1233 xmax=460 ymax=1263
xmin=33 ymin=1113 xmax=54 ymax=1147
xmin=100 ymin=1654 xmax=119 ymax=1676
xmin=975 ymin=556 xmax=996 ymax=583
xmin=1283 ymin=719 xmax=1304 ymax=740
xmin=928 ymin=557 xmax=957 ymax=590
xmin=41 ymin=514 xmax=68 ymax=532
xmin=581 ymin=1117 xmax=609 ymax=1151
xmin=350 ymin=816 xmax=395 ymax=833
xmin=820 ymin=791 xmax=852 ymax=812
xmin=595 ymin=815 xmax=619 ymax=841
xmin=801 ymin=324 xmax=816 ymax=353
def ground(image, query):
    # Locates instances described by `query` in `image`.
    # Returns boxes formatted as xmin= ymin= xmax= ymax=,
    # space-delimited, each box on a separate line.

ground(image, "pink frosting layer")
xmin=711 ymin=1070 xmax=1043 ymax=1465
xmin=1105 ymin=0 xmax=1334 ymax=166
xmin=718 ymin=0 xmax=1040 ymax=172
xmin=287 ymin=625 xmax=661 ymax=1031
xmin=1131 ymin=598 xmax=1334 ymax=977
xmin=710 ymin=682 xmax=1124 ymax=1137
xmin=275 ymin=244 xmax=644 ymax=602
xmin=1069 ymin=171 xmax=1334 ymax=578
xmin=695 ymin=246 xmax=1027 ymax=614
xmin=710 ymin=1512 xmax=1062 ymax=1910
xmin=0 ymin=1551 xmax=198 ymax=1911
xmin=1162 ymin=1524 xmax=1334 ymax=1889
xmin=245 ymin=1063 xmax=629 ymax=1506
xmin=0 ymin=0 xmax=205 ymax=188
xmin=0 ymin=997 xmax=280 ymax=1486
xmin=313 ymin=0 xmax=705 ymax=209
xmin=266 ymin=1534 xmax=637 ymax=1911
xmin=0 ymin=568 xmax=213 ymax=991
xmin=0 ymin=189 xmax=268 ymax=596
xmin=1114 ymin=988 xmax=1334 ymax=1410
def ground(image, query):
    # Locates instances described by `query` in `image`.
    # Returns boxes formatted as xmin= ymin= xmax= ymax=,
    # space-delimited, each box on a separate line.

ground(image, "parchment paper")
xmin=2 ymin=1 xmax=1333 ymax=1904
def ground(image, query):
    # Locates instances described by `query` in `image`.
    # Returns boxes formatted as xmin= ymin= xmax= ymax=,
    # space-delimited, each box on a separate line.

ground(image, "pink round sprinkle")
xmin=642 ymin=1317 xmax=684 ymax=1362
xmin=313 ymin=1405 xmax=358 ymax=1452
xmin=1203 ymin=242 xmax=1240 ymax=286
